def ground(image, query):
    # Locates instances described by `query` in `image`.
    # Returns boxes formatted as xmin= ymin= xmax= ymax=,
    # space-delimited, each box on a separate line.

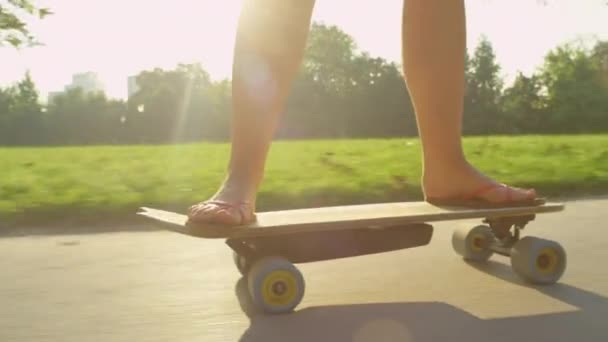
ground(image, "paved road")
xmin=2 ymin=198 xmax=607 ymax=341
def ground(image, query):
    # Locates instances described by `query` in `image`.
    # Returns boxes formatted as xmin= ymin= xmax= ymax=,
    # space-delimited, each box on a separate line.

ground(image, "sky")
xmin=1 ymin=0 xmax=607 ymax=101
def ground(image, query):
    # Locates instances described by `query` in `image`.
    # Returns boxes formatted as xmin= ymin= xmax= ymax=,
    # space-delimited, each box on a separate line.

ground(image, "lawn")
xmin=1 ymin=135 xmax=607 ymax=226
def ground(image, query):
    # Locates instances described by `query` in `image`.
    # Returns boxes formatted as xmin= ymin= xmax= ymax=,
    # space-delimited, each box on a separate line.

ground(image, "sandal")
xmin=426 ymin=183 xmax=546 ymax=209
xmin=187 ymin=200 xmax=256 ymax=225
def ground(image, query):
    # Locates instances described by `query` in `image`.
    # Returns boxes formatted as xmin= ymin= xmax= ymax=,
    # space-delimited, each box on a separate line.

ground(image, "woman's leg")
xmin=402 ymin=0 xmax=537 ymax=205
xmin=188 ymin=0 xmax=316 ymax=224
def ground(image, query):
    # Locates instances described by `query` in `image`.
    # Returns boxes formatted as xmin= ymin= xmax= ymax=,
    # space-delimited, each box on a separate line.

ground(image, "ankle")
xmin=218 ymin=173 xmax=259 ymax=198
xmin=423 ymin=154 xmax=469 ymax=176
xmin=422 ymin=158 xmax=478 ymax=194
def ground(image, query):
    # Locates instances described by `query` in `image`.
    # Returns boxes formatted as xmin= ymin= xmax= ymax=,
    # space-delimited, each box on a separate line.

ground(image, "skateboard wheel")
xmin=247 ymin=256 xmax=305 ymax=314
xmin=510 ymin=236 xmax=566 ymax=285
xmin=233 ymin=251 xmax=252 ymax=275
xmin=452 ymin=225 xmax=494 ymax=262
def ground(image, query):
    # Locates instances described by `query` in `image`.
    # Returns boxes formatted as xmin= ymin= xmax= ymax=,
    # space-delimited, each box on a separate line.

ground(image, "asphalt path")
xmin=2 ymin=197 xmax=607 ymax=341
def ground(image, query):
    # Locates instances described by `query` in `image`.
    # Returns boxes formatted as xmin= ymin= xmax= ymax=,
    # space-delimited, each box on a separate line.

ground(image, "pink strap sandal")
xmin=188 ymin=200 xmax=256 ymax=225
xmin=426 ymin=183 xmax=545 ymax=208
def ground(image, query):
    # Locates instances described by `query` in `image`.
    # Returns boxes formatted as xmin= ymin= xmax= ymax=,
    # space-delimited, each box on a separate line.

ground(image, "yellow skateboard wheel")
xmin=510 ymin=236 xmax=566 ymax=284
xmin=247 ymin=256 xmax=305 ymax=314
xmin=452 ymin=225 xmax=495 ymax=262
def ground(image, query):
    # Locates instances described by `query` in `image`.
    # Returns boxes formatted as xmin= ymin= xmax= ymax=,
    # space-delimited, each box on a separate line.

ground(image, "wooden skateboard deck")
xmin=137 ymin=201 xmax=564 ymax=239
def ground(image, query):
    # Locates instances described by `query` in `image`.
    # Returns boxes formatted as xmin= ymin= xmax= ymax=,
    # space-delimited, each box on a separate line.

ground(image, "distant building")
xmin=127 ymin=75 xmax=140 ymax=98
xmin=46 ymin=71 xmax=105 ymax=104
xmin=66 ymin=72 xmax=105 ymax=94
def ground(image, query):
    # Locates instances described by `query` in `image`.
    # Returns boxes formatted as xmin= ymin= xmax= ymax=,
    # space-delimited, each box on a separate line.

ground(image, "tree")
xmin=0 ymin=71 xmax=44 ymax=144
xmin=205 ymin=78 xmax=231 ymax=141
xmin=539 ymin=42 xmax=608 ymax=133
xmin=501 ymin=72 xmax=546 ymax=133
xmin=1 ymin=22 xmax=606 ymax=145
xmin=592 ymin=41 xmax=608 ymax=88
xmin=127 ymin=63 xmax=225 ymax=143
xmin=346 ymin=53 xmax=414 ymax=137
xmin=284 ymin=23 xmax=415 ymax=139
xmin=302 ymin=23 xmax=357 ymax=96
xmin=0 ymin=1 xmax=51 ymax=48
xmin=464 ymin=36 xmax=504 ymax=134
xmin=12 ymin=71 xmax=40 ymax=113
xmin=0 ymin=86 xmax=16 ymax=144
xmin=298 ymin=23 xmax=359 ymax=137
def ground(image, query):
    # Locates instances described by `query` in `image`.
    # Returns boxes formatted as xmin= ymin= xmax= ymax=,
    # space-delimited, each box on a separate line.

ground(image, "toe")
xmin=187 ymin=204 xmax=200 ymax=217
xmin=526 ymin=188 xmax=537 ymax=199
xmin=508 ymin=186 xmax=537 ymax=201
xmin=187 ymin=202 xmax=243 ymax=225
xmin=186 ymin=200 xmax=254 ymax=225
xmin=188 ymin=202 xmax=211 ymax=216
xmin=198 ymin=203 xmax=217 ymax=216
xmin=190 ymin=204 xmax=208 ymax=217
xmin=483 ymin=183 xmax=538 ymax=203
xmin=188 ymin=203 xmax=214 ymax=219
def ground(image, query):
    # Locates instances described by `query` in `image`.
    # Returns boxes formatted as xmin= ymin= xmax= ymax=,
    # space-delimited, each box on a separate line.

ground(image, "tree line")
xmin=1 ymin=23 xmax=607 ymax=146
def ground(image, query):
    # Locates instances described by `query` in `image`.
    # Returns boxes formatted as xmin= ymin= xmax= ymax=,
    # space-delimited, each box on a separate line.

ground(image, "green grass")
xmin=2 ymin=135 xmax=608 ymax=226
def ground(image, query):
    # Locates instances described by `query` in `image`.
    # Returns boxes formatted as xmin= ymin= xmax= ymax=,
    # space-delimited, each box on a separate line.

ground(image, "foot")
xmin=423 ymin=161 xmax=541 ymax=207
xmin=187 ymin=178 xmax=257 ymax=225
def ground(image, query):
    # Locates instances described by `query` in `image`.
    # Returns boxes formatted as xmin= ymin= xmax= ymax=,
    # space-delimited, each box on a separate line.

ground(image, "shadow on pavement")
xmin=234 ymin=261 xmax=608 ymax=342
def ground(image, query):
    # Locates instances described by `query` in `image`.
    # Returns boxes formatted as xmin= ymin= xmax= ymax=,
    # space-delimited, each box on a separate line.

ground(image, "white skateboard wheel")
xmin=247 ymin=256 xmax=305 ymax=314
xmin=510 ymin=236 xmax=566 ymax=284
xmin=452 ymin=225 xmax=495 ymax=262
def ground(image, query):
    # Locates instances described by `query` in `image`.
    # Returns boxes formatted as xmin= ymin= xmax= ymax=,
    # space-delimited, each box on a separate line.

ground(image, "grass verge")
xmin=1 ymin=135 xmax=607 ymax=228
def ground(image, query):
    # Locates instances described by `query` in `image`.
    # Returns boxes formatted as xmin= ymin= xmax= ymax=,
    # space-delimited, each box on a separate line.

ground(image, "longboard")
xmin=137 ymin=201 xmax=566 ymax=314
xmin=137 ymin=201 xmax=563 ymax=239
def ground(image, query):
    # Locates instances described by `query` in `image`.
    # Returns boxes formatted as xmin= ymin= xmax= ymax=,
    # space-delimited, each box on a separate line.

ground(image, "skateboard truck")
xmin=483 ymin=214 xmax=536 ymax=255
xmin=484 ymin=214 xmax=535 ymax=239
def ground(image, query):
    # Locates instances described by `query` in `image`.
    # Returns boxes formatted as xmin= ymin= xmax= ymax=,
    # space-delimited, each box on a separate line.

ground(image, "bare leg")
xmin=188 ymin=0 xmax=316 ymax=224
xmin=402 ymin=0 xmax=537 ymax=204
